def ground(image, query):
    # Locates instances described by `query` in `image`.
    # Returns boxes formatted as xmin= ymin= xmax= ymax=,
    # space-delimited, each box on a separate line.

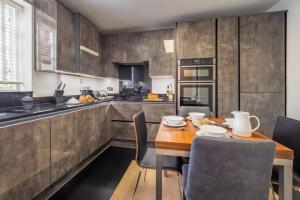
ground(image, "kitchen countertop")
xmin=0 ymin=99 xmax=174 ymax=128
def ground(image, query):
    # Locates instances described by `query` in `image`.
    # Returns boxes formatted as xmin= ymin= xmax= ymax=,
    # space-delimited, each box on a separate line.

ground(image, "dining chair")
xmin=179 ymin=106 xmax=211 ymax=117
xmin=272 ymin=116 xmax=300 ymax=199
xmin=182 ymin=136 xmax=276 ymax=200
xmin=132 ymin=111 xmax=181 ymax=199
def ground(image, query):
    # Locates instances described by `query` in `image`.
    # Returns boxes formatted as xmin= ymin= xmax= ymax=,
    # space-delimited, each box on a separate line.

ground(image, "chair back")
xmin=185 ymin=137 xmax=275 ymax=200
xmin=133 ymin=111 xmax=148 ymax=167
xmin=179 ymin=106 xmax=211 ymax=117
xmin=273 ymin=116 xmax=300 ymax=176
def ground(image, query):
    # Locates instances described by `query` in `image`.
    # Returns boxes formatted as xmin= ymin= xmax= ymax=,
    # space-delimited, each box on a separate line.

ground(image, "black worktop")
xmin=0 ymin=99 xmax=174 ymax=127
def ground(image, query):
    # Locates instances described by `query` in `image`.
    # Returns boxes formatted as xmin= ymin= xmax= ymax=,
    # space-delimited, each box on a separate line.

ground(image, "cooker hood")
xmin=114 ymin=60 xmax=148 ymax=66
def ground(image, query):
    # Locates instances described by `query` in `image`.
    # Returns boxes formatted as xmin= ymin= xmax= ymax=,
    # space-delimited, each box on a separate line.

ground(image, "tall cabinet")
xmin=217 ymin=17 xmax=239 ymax=118
xmin=239 ymin=12 xmax=286 ymax=136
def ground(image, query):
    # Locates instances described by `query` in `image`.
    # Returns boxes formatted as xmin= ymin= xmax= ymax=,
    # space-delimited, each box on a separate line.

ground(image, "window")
xmin=35 ymin=6 xmax=57 ymax=71
xmin=0 ymin=0 xmax=32 ymax=91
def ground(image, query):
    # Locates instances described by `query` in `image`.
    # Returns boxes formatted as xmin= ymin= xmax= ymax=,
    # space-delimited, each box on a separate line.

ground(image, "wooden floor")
xmin=111 ymin=161 xmax=278 ymax=200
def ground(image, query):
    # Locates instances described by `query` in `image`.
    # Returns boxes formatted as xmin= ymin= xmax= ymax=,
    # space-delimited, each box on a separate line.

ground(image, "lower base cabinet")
xmin=0 ymin=119 xmax=51 ymax=200
xmin=0 ymin=103 xmax=112 ymax=199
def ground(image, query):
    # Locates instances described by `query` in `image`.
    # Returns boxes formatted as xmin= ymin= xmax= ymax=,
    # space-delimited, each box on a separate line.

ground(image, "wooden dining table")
xmin=155 ymin=118 xmax=294 ymax=200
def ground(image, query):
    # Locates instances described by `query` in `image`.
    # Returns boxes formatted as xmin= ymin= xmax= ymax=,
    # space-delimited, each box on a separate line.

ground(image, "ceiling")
xmin=60 ymin=0 xmax=280 ymax=34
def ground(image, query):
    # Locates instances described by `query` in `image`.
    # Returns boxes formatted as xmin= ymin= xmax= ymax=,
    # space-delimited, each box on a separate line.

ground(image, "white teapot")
xmin=231 ymin=111 xmax=260 ymax=137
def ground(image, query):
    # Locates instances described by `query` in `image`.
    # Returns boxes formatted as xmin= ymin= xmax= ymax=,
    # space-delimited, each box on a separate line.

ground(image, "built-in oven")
xmin=178 ymin=58 xmax=216 ymax=82
xmin=177 ymin=58 xmax=216 ymax=114
xmin=178 ymin=82 xmax=215 ymax=113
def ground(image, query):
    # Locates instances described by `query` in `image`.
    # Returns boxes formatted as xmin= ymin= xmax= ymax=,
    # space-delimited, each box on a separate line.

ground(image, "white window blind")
xmin=0 ymin=0 xmax=23 ymax=90
xmin=36 ymin=9 xmax=57 ymax=71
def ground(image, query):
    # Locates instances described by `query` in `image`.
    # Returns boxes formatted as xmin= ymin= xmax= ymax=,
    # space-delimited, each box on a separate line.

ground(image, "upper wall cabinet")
xmin=57 ymin=3 xmax=75 ymax=73
xmin=100 ymin=35 xmax=119 ymax=78
xmin=240 ymin=12 xmax=286 ymax=93
xmin=35 ymin=0 xmax=57 ymax=71
xmin=176 ymin=19 xmax=216 ymax=59
xmin=113 ymin=33 xmax=129 ymax=62
xmin=75 ymin=15 xmax=100 ymax=75
xmin=150 ymin=29 xmax=176 ymax=76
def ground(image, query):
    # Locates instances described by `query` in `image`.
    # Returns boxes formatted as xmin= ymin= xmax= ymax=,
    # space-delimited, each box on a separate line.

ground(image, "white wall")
xmin=151 ymin=77 xmax=175 ymax=94
xmin=32 ymin=72 xmax=119 ymax=97
xmin=268 ymin=0 xmax=300 ymax=120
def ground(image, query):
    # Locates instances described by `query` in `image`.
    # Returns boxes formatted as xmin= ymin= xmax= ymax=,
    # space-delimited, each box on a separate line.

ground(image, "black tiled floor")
xmin=50 ymin=147 xmax=135 ymax=200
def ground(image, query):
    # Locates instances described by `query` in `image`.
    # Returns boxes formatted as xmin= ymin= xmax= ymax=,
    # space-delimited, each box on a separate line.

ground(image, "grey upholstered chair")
xmin=133 ymin=111 xmax=181 ymax=198
xmin=179 ymin=106 xmax=211 ymax=118
xmin=182 ymin=136 xmax=276 ymax=200
xmin=272 ymin=116 xmax=300 ymax=199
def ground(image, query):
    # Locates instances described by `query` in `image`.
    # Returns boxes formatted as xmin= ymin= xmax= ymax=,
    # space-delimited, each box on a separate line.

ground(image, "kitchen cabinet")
xmin=239 ymin=12 xmax=286 ymax=135
xmin=150 ymin=29 xmax=176 ymax=76
xmin=217 ymin=17 xmax=239 ymax=117
xmin=240 ymin=12 xmax=286 ymax=93
xmin=75 ymin=15 xmax=100 ymax=75
xmin=176 ymin=19 xmax=216 ymax=59
xmin=98 ymin=104 xmax=112 ymax=147
xmin=0 ymin=119 xmax=51 ymax=200
xmin=100 ymin=35 xmax=119 ymax=78
xmin=127 ymin=31 xmax=155 ymax=62
xmin=111 ymin=102 xmax=142 ymax=121
xmin=57 ymin=2 xmax=75 ymax=72
xmin=51 ymin=105 xmax=110 ymax=182
xmin=113 ymin=33 xmax=129 ymax=62
xmin=111 ymin=102 xmax=176 ymax=143
xmin=141 ymin=103 xmax=176 ymax=123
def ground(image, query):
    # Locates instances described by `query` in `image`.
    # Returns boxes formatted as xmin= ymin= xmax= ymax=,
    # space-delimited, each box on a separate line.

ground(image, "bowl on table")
xmin=188 ymin=112 xmax=206 ymax=120
xmin=164 ymin=116 xmax=184 ymax=125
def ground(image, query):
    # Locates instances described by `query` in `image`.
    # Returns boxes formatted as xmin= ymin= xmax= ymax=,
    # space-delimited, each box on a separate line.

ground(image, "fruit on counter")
xmin=147 ymin=93 xmax=159 ymax=100
xmin=79 ymin=95 xmax=94 ymax=103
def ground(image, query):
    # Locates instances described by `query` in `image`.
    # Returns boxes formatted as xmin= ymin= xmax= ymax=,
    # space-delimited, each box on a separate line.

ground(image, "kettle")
xmin=231 ymin=111 xmax=260 ymax=137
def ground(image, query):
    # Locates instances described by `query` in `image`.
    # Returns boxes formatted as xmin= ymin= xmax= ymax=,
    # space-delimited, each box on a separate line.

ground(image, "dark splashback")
xmin=0 ymin=92 xmax=33 ymax=108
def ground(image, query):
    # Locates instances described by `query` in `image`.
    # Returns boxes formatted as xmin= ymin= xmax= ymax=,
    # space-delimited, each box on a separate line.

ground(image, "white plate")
xmin=200 ymin=125 xmax=227 ymax=134
xmin=196 ymin=130 xmax=229 ymax=138
xmin=163 ymin=120 xmax=187 ymax=127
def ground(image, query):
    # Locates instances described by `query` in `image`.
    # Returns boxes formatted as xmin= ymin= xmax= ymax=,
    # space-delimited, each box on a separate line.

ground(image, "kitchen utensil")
xmin=231 ymin=111 xmax=260 ymax=137
xmin=196 ymin=130 xmax=229 ymax=138
xmin=200 ymin=125 xmax=227 ymax=134
xmin=165 ymin=116 xmax=184 ymax=125
xmin=188 ymin=112 xmax=205 ymax=120
xmin=163 ymin=120 xmax=187 ymax=127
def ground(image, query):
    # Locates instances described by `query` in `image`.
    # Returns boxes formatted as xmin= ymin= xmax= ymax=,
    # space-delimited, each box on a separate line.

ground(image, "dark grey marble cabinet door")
xmin=127 ymin=31 xmax=156 ymax=62
xmin=0 ymin=119 xmax=51 ymax=200
xmin=34 ymin=0 xmax=57 ymax=18
xmin=150 ymin=29 xmax=176 ymax=76
xmin=113 ymin=33 xmax=129 ymax=62
xmin=57 ymin=3 xmax=75 ymax=72
xmin=101 ymin=35 xmax=119 ymax=78
xmin=111 ymin=102 xmax=142 ymax=121
xmin=79 ymin=16 xmax=100 ymax=75
xmin=240 ymin=12 xmax=286 ymax=93
xmin=217 ymin=17 xmax=239 ymax=117
xmin=176 ymin=19 xmax=216 ymax=59
xmin=239 ymin=12 xmax=286 ymax=136
xmin=141 ymin=103 xmax=176 ymax=123
xmin=98 ymin=104 xmax=112 ymax=147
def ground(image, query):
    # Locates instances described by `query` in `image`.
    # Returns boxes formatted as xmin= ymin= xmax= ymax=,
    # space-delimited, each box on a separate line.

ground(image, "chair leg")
xmin=164 ymin=170 xmax=168 ymax=177
xmin=270 ymin=183 xmax=277 ymax=200
xmin=132 ymin=169 xmax=142 ymax=200
xmin=143 ymin=168 xmax=147 ymax=182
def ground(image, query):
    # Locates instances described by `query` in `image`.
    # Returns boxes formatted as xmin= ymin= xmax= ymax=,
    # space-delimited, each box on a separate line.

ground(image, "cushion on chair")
xmin=139 ymin=148 xmax=181 ymax=170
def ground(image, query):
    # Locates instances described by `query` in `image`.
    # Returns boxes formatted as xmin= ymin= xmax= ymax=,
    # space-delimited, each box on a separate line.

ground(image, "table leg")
xmin=156 ymin=154 xmax=162 ymax=200
xmin=279 ymin=165 xmax=293 ymax=200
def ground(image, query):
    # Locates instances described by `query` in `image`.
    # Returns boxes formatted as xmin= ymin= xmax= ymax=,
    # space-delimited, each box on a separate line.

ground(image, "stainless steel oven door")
xmin=178 ymin=82 xmax=215 ymax=112
xmin=178 ymin=65 xmax=215 ymax=82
